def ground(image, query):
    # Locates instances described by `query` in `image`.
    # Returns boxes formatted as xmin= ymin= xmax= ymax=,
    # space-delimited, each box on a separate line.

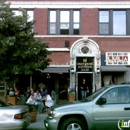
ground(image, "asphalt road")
xmin=25 ymin=113 xmax=47 ymax=130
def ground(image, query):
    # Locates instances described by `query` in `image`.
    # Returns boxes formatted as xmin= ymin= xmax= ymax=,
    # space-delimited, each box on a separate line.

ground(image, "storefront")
xmin=69 ymin=37 xmax=101 ymax=100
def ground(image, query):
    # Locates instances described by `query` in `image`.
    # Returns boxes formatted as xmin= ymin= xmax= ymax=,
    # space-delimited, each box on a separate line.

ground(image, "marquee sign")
xmin=76 ymin=57 xmax=94 ymax=72
xmin=106 ymin=52 xmax=130 ymax=65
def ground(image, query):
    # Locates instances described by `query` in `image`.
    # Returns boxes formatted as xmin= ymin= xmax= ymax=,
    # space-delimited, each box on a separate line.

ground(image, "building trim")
xmin=46 ymin=48 xmax=69 ymax=51
xmin=35 ymin=35 xmax=130 ymax=38
xmin=8 ymin=1 xmax=130 ymax=9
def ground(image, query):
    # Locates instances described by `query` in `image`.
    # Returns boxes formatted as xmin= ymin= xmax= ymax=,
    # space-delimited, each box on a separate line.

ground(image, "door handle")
xmin=124 ymin=107 xmax=130 ymax=110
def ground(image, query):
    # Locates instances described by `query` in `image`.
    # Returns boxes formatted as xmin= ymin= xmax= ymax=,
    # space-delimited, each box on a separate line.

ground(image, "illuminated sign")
xmin=106 ymin=52 xmax=130 ymax=65
xmin=76 ymin=57 xmax=94 ymax=72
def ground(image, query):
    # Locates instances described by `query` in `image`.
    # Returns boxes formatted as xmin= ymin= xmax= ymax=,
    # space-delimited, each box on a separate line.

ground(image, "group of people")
xmin=25 ymin=87 xmax=55 ymax=113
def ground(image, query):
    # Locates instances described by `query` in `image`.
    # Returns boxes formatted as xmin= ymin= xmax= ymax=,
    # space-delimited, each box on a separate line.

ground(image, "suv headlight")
xmin=48 ymin=109 xmax=56 ymax=118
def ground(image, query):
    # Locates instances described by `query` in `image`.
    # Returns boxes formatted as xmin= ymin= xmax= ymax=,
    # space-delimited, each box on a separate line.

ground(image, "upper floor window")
xmin=49 ymin=10 xmax=80 ymax=35
xmin=99 ymin=10 xmax=128 ymax=35
xmin=13 ymin=10 xmax=34 ymax=22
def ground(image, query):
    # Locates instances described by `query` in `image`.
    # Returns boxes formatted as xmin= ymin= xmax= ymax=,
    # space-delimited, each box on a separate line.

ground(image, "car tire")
xmin=60 ymin=117 xmax=86 ymax=130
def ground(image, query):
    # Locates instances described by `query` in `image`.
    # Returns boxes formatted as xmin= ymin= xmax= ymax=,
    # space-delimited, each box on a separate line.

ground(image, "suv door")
xmin=93 ymin=86 xmax=130 ymax=130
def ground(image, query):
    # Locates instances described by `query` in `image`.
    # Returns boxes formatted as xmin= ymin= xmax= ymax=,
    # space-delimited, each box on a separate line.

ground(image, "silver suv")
xmin=44 ymin=84 xmax=130 ymax=130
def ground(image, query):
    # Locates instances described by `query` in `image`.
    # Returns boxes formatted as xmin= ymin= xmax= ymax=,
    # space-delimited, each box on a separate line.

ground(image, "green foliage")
xmin=0 ymin=0 xmax=52 ymax=81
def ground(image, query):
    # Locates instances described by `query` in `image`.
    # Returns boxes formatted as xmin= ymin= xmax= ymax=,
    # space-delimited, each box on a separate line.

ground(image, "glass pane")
xmin=99 ymin=11 xmax=109 ymax=22
xmin=74 ymin=29 xmax=79 ymax=35
xmin=13 ymin=10 xmax=22 ymax=16
xmin=99 ymin=23 xmax=109 ymax=34
xmin=27 ymin=11 xmax=33 ymax=22
xmin=60 ymin=11 xmax=69 ymax=22
xmin=113 ymin=11 xmax=126 ymax=35
xmin=50 ymin=11 xmax=56 ymax=22
xmin=50 ymin=23 xmax=56 ymax=34
xmin=74 ymin=23 xmax=79 ymax=29
xmin=60 ymin=29 xmax=69 ymax=34
xmin=60 ymin=23 xmax=69 ymax=29
xmin=74 ymin=11 xmax=79 ymax=22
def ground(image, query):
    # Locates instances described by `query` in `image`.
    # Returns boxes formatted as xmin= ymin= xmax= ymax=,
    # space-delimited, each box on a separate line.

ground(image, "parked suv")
xmin=44 ymin=83 xmax=130 ymax=130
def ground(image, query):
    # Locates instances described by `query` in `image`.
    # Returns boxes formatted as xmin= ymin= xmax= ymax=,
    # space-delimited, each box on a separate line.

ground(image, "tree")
xmin=0 ymin=0 xmax=52 ymax=82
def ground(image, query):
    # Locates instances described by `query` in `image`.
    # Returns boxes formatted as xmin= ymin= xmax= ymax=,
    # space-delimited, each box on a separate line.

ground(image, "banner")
xmin=106 ymin=52 xmax=130 ymax=65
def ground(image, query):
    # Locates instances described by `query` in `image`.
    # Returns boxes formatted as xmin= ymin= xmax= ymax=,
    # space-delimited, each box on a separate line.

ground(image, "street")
xmin=25 ymin=113 xmax=47 ymax=130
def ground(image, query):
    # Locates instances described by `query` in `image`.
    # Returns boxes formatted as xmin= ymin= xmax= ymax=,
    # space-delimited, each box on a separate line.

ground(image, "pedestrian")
xmin=14 ymin=86 xmax=20 ymax=100
xmin=24 ymin=86 xmax=31 ymax=101
xmin=80 ymin=78 xmax=89 ymax=99
xmin=51 ymin=89 xmax=56 ymax=104
xmin=45 ymin=93 xmax=54 ymax=111
xmin=38 ymin=82 xmax=46 ymax=92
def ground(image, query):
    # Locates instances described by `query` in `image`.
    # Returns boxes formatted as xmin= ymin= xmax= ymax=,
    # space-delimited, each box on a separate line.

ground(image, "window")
xmin=13 ymin=10 xmax=34 ymax=31
xmin=49 ymin=10 xmax=80 ymax=35
xmin=13 ymin=10 xmax=34 ymax=22
xmin=102 ymin=87 xmax=130 ymax=104
xmin=99 ymin=10 xmax=129 ymax=35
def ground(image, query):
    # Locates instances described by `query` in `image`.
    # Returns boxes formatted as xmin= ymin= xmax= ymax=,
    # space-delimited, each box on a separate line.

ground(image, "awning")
xmin=101 ymin=66 xmax=129 ymax=72
xmin=37 ymin=67 xmax=69 ymax=73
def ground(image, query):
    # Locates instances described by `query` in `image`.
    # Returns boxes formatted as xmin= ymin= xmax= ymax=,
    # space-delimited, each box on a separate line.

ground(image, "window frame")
xmin=48 ymin=9 xmax=80 ymax=35
xmin=99 ymin=9 xmax=130 ymax=35
xmin=101 ymin=86 xmax=130 ymax=104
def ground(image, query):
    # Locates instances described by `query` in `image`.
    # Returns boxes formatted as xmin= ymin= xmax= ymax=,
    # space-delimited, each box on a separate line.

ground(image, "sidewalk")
xmin=26 ymin=113 xmax=47 ymax=130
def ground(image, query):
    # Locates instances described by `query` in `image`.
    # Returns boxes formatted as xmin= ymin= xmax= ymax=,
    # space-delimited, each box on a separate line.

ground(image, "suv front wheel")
xmin=60 ymin=117 xmax=86 ymax=130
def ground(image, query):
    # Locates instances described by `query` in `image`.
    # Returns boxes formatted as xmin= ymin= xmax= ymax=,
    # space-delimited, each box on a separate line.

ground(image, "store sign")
xmin=106 ymin=52 xmax=130 ymax=65
xmin=76 ymin=57 xmax=94 ymax=72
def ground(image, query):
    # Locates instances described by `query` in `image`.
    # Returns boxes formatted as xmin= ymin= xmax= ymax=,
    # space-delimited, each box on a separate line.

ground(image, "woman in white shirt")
xmin=45 ymin=93 xmax=54 ymax=108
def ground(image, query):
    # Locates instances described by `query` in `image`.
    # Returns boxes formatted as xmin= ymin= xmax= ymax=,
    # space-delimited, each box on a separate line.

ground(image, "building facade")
xmin=7 ymin=0 xmax=130 ymax=101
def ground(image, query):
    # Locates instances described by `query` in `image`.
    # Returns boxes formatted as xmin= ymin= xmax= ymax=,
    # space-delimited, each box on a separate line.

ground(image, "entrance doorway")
xmin=78 ymin=73 xmax=93 ymax=100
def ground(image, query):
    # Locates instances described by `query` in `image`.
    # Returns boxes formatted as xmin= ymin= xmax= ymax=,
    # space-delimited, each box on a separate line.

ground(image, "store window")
xmin=49 ymin=10 xmax=80 ymax=35
xmin=99 ymin=10 xmax=128 ymax=35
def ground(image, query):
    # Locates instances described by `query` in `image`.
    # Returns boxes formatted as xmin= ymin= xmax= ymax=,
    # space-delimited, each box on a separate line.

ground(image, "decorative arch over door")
xmin=69 ymin=37 xmax=101 ymax=100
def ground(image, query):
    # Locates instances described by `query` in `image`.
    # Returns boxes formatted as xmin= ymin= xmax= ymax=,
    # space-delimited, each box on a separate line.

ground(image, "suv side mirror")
xmin=97 ymin=97 xmax=106 ymax=105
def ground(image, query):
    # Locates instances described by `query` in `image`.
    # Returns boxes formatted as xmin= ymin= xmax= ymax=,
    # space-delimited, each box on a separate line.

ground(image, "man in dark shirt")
xmin=80 ymin=78 xmax=88 ymax=99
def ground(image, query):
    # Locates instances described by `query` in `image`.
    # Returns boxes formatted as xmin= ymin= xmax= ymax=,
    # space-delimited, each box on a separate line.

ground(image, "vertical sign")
xmin=76 ymin=57 xmax=94 ymax=72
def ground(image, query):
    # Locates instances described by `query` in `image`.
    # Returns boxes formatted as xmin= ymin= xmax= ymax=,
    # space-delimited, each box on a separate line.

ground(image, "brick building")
xmin=7 ymin=0 xmax=130 ymax=101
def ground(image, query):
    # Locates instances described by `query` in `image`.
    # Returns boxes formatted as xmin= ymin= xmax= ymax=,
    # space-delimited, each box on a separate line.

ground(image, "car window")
xmin=83 ymin=87 xmax=108 ymax=102
xmin=102 ymin=86 xmax=130 ymax=104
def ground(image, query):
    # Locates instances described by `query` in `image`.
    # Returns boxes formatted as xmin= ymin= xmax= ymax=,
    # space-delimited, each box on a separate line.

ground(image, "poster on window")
xmin=106 ymin=52 xmax=130 ymax=65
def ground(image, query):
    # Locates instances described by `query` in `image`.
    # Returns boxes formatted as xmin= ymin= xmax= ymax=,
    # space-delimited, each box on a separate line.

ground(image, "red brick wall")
xmin=43 ymin=37 xmax=80 ymax=48
xmin=44 ymin=37 xmax=130 ymax=55
xmin=34 ymin=8 xmax=99 ymax=35
xmin=48 ymin=52 xmax=70 ymax=65
xmin=81 ymin=8 xmax=98 ymax=35
xmin=34 ymin=8 xmax=48 ymax=35
xmin=92 ymin=37 xmax=130 ymax=54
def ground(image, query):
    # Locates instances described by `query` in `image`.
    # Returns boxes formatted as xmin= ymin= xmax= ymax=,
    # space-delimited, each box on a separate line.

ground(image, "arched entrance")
xmin=69 ymin=36 xmax=101 ymax=100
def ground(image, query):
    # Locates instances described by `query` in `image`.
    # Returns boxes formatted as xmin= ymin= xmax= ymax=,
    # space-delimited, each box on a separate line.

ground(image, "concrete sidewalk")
xmin=26 ymin=113 xmax=47 ymax=130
